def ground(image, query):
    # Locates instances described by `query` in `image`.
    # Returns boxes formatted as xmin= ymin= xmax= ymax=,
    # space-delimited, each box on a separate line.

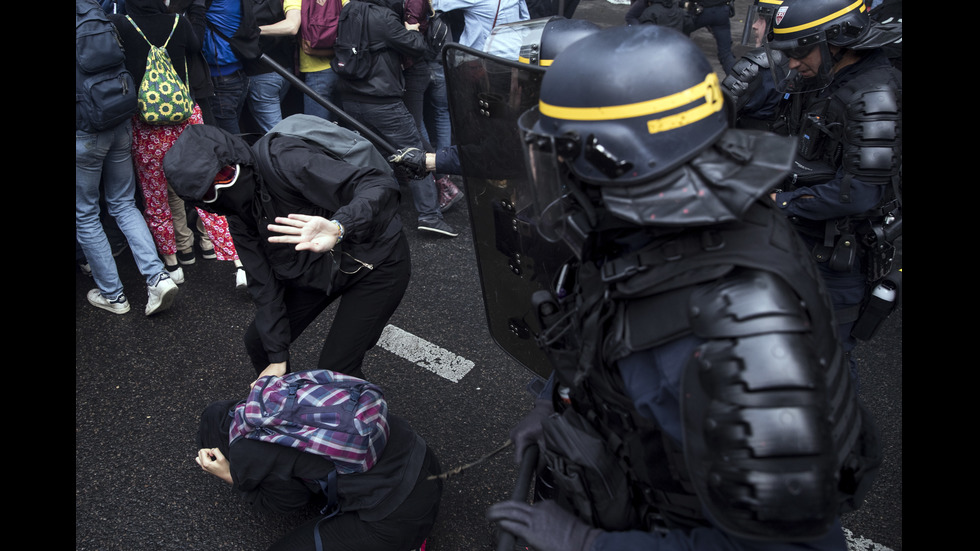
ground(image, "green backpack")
xmin=126 ymin=15 xmax=195 ymax=125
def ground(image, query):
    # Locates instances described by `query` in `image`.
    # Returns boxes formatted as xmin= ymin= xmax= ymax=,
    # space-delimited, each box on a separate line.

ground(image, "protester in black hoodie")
xmin=335 ymin=0 xmax=458 ymax=238
xmin=164 ymin=122 xmax=411 ymax=381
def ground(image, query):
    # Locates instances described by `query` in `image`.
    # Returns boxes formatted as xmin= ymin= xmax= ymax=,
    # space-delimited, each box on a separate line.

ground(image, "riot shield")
xmin=444 ymin=43 xmax=572 ymax=379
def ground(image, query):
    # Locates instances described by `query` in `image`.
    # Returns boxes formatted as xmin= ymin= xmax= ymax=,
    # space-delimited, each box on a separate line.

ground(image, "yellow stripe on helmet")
xmin=773 ymin=0 xmax=866 ymax=36
xmin=539 ymin=72 xmax=722 ymax=134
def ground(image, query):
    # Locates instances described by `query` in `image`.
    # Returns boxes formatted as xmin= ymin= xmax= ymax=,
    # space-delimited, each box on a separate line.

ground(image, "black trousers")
xmin=244 ymin=234 xmax=412 ymax=379
xmin=267 ymin=447 xmax=442 ymax=551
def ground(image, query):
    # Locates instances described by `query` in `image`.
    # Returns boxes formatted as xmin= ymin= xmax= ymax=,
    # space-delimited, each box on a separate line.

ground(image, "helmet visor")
xmin=517 ymin=107 xmax=577 ymax=244
xmin=765 ymin=39 xmax=836 ymax=94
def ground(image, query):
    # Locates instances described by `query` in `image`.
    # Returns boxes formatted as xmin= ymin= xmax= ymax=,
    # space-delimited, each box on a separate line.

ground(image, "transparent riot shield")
xmin=443 ymin=43 xmax=572 ymax=378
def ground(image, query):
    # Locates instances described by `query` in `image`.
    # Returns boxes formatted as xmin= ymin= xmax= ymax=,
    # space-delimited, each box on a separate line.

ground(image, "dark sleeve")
xmin=230 ymin=440 xmax=327 ymax=514
xmin=227 ymin=215 xmax=292 ymax=365
xmin=382 ymin=11 xmax=428 ymax=59
xmin=274 ymin=142 xmax=402 ymax=245
xmin=773 ymin=167 xmax=886 ymax=221
xmin=178 ymin=12 xmax=202 ymax=54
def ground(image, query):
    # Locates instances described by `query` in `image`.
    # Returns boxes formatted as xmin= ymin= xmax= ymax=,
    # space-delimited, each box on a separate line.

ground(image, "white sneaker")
xmin=146 ymin=273 xmax=179 ymax=316
xmin=166 ymin=265 xmax=185 ymax=285
xmin=236 ymin=267 xmax=247 ymax=289
xmin=87 ymin=289 xmax=130 ymax=315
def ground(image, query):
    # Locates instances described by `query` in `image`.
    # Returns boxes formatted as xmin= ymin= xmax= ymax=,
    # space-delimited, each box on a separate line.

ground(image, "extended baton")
xmin=496 ymin=444 xmax=539 ymax=551
xmin=256 ymin=54 xmax=397 ymax=156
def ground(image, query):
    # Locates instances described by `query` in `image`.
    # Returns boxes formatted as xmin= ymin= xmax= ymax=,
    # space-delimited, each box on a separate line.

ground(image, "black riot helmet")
xmin=740 ymin=0 xmax=784 ymax=47
xmin=764 ymin=0 xmax=900 ymax=92
xmin=518 ymin=25 xmax=798 ymax=258
xmin=537 ymin=17 xmax=602 ymax=67
xmin=483 ymin=16 xmax=601 ymax=66
xmin=518 ymin=26 xmax=729 ymax=247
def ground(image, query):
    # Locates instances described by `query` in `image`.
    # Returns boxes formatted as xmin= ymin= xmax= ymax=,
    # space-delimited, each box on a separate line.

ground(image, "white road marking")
xmin=377 ymin=325 xmax=474 ymax=383
xmin=845 ymin=529 xmax=894 ymax=551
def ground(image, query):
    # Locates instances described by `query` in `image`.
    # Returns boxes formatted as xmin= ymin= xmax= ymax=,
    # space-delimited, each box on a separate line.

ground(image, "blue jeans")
xmin=341 ymin=99 xmax=442 ymax=222
xmin=684 ymin=5 xmax=736 ymax=74
xmin=303 ymin=68 xmax=340 ymax=123
xmin=403 ymin=61 xmax=432 ymax=148
xmin=247 ymin=71 xmax=290 ymax=133
xmin=424 ymin=62 xmax=452 ymax=152
xmin=211 ymin=69 xmax=249 ymax=135
xmin=76 ymin=121 xmax=166 ymax=298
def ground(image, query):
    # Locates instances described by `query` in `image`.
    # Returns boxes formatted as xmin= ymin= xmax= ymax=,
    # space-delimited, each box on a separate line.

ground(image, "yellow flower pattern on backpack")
xmin=126 ymin=15 xmax=195 ymax=125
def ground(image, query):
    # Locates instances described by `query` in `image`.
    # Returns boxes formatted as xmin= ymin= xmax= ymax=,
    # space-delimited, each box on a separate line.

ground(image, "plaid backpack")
xmin=229 ymin=369 xmax=389 ymax=474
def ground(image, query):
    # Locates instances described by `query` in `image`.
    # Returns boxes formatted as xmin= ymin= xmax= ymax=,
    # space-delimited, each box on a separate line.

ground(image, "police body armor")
xmin=783 ymin=60 xmax=902 ymax=287
xmin=724 ymin=50 xmax=903 ymax=325
xmin=532 ymin=201 xmax=882 ymax=540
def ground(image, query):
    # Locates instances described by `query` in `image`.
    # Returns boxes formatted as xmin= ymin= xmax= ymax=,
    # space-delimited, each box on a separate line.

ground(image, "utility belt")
xmin=684 ymin=0 xmax=734 ymax=15
xmin=790 ymin=206 xmax=900 ymax=281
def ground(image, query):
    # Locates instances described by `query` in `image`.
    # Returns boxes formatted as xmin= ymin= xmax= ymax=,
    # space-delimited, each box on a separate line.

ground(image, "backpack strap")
xmin=313 ymin=469 xmax=341 ymax=551
xmin=126 ymin=14 xmax=180 ymax=49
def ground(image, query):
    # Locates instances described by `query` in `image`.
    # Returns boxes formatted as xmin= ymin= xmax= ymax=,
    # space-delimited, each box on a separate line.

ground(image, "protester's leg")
xmin=403 ymin=61 xmax=432 ymax=149
xmin=210 ymin=70 xmax=249 ymax=135
xmin=168 ymin=184 xmax=195 ymax=260
xmin=100 ymin=121 xmax=168 ymax=284
xmin=267 ymin=442 xmax=441 ymax=551
xmin=76 ymin=127 xmax=124 ymax=298
xmin=247 ymin=71 xmax=290 ymax=133
xmin=423 ymin=62 xmax=452 ymax=153
xmin=243 ymin=285 xmax=334 ymax=376
xmin=371 ymin=102 xmax=442 ymax=221
xmin=132 ymin=120 xmax=178 ymax=260
xmin=303 ymin=69 xmax=340 ymax=123
xmin=317 ymin=235 xmax=411 ymax=378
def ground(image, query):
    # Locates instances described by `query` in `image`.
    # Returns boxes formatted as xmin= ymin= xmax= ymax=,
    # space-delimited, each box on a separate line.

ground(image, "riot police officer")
xmin=724 ymin=0 xmax=902 ymax=377
xmin=485 ymin=25 xmax=881 ymax=551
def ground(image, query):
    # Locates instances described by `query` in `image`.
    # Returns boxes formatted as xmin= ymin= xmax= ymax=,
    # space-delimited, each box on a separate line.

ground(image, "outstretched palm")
xmin=267 ymin=214 xmax=340 ymax=253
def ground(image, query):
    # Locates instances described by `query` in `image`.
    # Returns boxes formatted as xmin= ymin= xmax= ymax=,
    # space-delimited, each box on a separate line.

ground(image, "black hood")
xmin=164 ymin=124 xmax=259 ymax=217
xmin=196 ymin=400 xmax=238 ymax=457
xmin=124 ymin=0 xmax=170 ymax=16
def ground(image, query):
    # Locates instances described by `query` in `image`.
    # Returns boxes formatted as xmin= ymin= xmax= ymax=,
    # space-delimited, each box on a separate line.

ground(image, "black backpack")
xmin=331 ymin=1 xmax=386 ymax=80
xmin=76 ymin=0 xmax=138 ymax=132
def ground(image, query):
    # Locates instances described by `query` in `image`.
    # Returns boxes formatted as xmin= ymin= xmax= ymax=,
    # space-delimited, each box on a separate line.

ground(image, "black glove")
xmin=387 ymin=147 xmax=428 ymax=180
xmin=487 ymin=500 xmax=600 ymax=551
xmin=510 ymin=398 xmax=553 ymax=464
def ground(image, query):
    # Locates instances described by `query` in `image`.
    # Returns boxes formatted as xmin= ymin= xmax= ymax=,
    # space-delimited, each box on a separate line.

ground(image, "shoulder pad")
xmin=681 ymin=269 xmax=861 ymax=540
xmin=839 ymin=78 xmax=902 ymax=181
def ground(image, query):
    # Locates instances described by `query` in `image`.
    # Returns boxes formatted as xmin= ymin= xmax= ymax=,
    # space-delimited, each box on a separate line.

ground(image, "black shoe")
xmin=418 ymin=218 xmax=458 ymax=237
xmin=177 ymin=249 xmax=196 ymax=265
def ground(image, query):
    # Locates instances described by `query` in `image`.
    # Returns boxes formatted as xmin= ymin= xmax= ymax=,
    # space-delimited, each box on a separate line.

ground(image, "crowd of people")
xmin=77 ymin=0 xmax=901 ymax=550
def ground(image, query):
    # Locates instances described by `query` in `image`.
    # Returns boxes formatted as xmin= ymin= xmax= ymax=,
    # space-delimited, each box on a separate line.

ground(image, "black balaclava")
xmin=164 ymin=124 xmax=258 ymax=219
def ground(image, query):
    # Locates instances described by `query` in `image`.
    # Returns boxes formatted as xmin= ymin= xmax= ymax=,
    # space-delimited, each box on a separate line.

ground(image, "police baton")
xmin=256 ymin=54 xmax=397 ymax=156
xmin=496 ymin=444 xmax=539 ymax=551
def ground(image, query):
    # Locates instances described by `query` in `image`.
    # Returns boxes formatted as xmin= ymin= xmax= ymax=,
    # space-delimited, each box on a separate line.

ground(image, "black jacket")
xmin=164 ymin=124 xmax=403 ymax=365
xmin=229 ymin=414 xmax=431 ymax=519
xmin=335 ymin=0 xmax=429 ymax=102
xmin=109 ymin=0 xmax=202 ymax=85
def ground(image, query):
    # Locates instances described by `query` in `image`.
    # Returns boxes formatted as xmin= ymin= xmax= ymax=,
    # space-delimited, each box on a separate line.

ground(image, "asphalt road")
xmin=76 ymin=2 xmax=902 ymax=550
